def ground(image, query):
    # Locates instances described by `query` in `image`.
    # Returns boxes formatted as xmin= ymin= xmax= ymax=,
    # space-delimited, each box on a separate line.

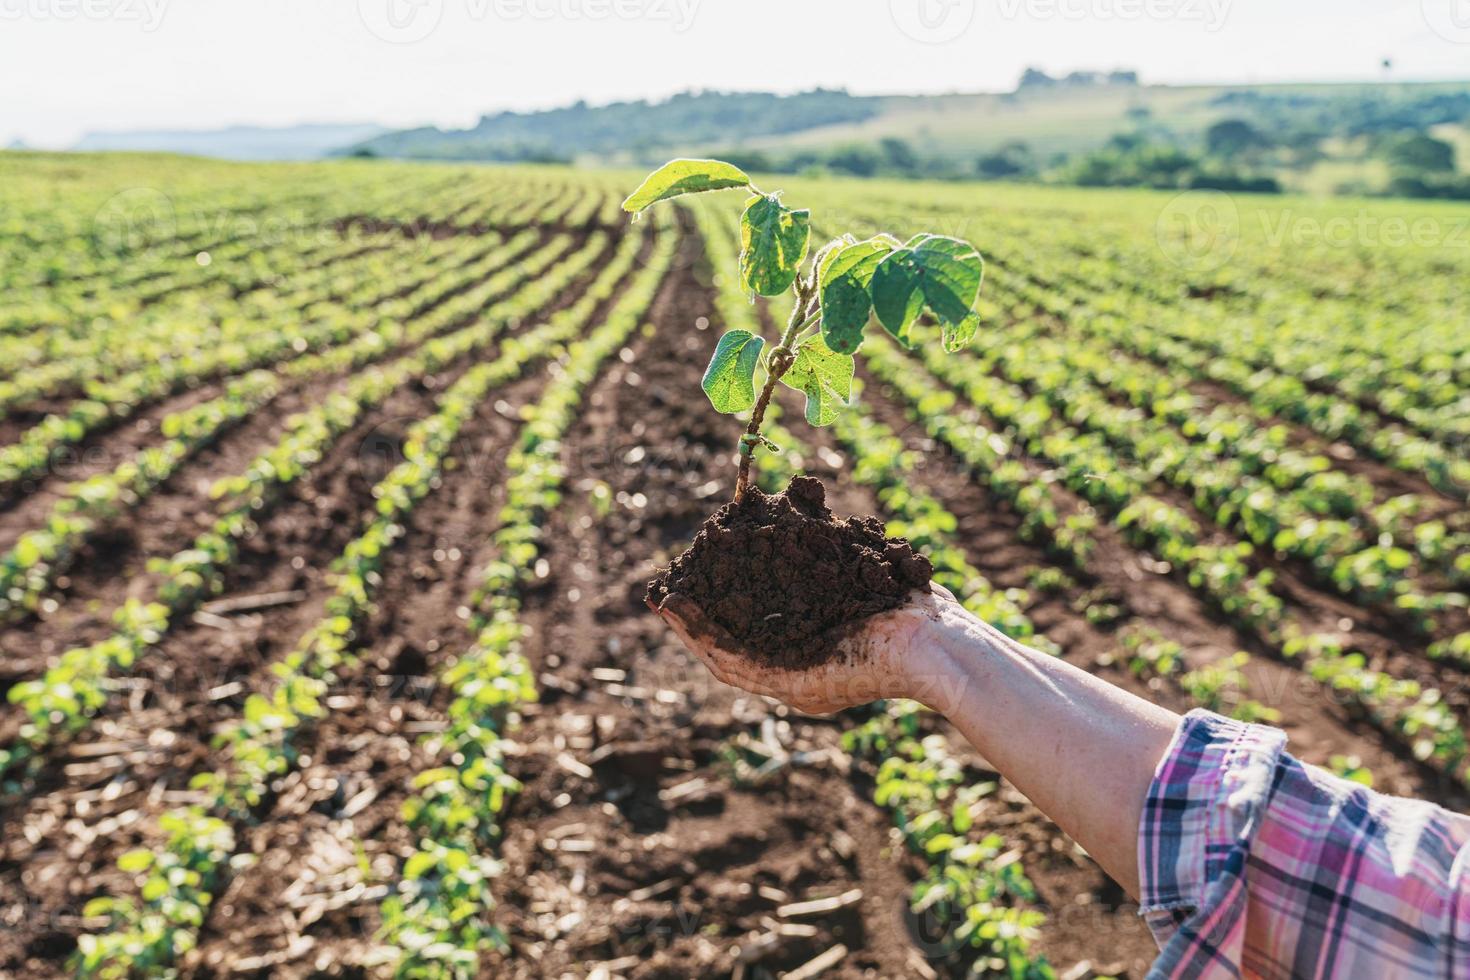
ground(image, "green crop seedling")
xmin=623 ymin=159 xmax=986 ymax=500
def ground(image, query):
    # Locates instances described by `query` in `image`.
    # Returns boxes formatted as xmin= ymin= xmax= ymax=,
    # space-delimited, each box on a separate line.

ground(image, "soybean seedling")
xmin=623 ymin=159 xmax=986 ymax=500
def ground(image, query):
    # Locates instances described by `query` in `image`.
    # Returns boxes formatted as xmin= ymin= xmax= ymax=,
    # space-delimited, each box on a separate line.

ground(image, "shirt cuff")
xmin=1136 ymin=708 xmax=1289 ymax=961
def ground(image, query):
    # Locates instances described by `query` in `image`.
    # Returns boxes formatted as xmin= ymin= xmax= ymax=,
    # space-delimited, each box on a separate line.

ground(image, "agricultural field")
xmin=0 ymin=150 xmax=1467 ymax=979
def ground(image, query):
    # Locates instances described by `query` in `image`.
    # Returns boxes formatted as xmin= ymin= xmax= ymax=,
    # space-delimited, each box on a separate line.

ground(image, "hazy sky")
xmin=3 ymin=0 xmax=1468 ymax=147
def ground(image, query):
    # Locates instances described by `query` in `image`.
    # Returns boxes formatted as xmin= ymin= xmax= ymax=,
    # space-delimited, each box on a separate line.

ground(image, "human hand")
xmin=646 ymin=582 xmax=965 ymax=714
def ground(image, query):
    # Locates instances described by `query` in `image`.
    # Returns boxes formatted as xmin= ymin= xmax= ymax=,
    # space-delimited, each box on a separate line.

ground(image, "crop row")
xmin=0 ymin=231 xmax=525 ymax=490
xmin=1 ymin=235 xmax=486 ymax=480
xmin=2 ymin=229 xmax=400 ymax=377
xmin=835 ymin=186 xmax=1466 ymax=397
xmin=834 ymin=402 xmax=1042 ymax=649
xmin=375 ymin=215 xmax=676 ymax=980
xmin=0 ymin=174 xmax=422 ymax=332
xmin=992 ymin=243 xmax=1469 ymax=461
xmin=844 ymin=703 xmax=1054 ymax=979
xmin=972 ymin=279 xmax=1469 ymax=621
xmin=0 ymin=231 xmax=561 ymax=618
xmin=0 ymin=232 xmax=542 ymax=494
xmin=984 ymin=272 xmax=1470 ymax=576
xmin=979 ymin=271 xmax=1406 ymax=521
xmin=858 ymin=358 xmax=1296 ymax=728
xmin=71 ymin=219 xmax=658 ymax=980
xmin=1058 ymin=238 xmax=1458 ymax=417
xmin=0 ymin=229 xmax=495 ymax=416
xmin=856 ymin=338 xmax=1294 ymax=729
xmin=0 ymin=230 xmax=615 ymax=781
xmin=682 ymin=197 xmax=1060 ymax=971
xmin=822 ymin=403 xmax=1057 ymax=974
xmin=0 ymin=231 xmax=382 ymax=368
xmin=1 ymin=163 xmax=536 ymax=298
xmin=812 ymin=190 xmax=1466 ymax=466
xmin=2 ymin=165 xmax=609 ymax=342
xmin=988 ymin=250 xmax=1470 ymax=502
xmin=864 ymin=333 xmax=1470 ymax=782
xmin=0 ymin=172 xmax=385 ymax=299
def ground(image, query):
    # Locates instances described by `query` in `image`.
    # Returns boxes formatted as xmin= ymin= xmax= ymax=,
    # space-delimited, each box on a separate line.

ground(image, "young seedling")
xmin=623 ymin=159 xmax=986 ymax=500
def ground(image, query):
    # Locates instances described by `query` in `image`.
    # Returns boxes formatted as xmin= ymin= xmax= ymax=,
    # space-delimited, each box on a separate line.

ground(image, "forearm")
xmin=901 ymin=601 xmax=1180 ymax=898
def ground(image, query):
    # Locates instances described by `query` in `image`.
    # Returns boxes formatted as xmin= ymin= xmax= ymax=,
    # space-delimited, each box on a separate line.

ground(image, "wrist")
xmin=893 ymin=593 xmax=998 ymax=714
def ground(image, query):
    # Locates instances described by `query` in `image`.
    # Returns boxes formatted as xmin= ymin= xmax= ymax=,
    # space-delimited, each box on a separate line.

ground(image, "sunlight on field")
xmin=1 ymin=152 xmax=1466 ymax=978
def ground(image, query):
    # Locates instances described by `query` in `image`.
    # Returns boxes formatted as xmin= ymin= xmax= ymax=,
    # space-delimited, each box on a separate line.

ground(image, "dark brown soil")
xmin=0 ymin=227 xmax=635 ymax=978
xmin=646 ymin=475 xmax=932 ymax=669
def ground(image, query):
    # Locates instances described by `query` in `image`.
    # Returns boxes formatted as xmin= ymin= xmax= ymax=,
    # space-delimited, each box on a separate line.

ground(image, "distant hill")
xmin=347 ymin=79 xmax=1432 ymax=164
xmin=344 ymin=79 xmax=1470 ymax=198
xmin=75 ymin=123 xmax=389 ymax=161
xmin=344 ymin=89 xmax=881 ymax=163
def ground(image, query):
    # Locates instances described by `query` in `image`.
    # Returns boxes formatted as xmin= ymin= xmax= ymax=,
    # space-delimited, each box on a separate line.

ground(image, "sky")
xmin=3 ymin=0 xmax=1469 ymax=147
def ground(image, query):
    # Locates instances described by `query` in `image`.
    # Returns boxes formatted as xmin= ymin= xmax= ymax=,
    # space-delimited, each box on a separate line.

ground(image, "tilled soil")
xmin=0 ymin=235 xmax=440 ymax=513
xmin=797 ymin=394 xmax=1162 ymax=976
xmin=0 ymin=227 xmax=620 ymax=977
xmin=483 ymin=249 xmax=937 ymax=980
xmin=4 ymin=216 xmax=1465 ymax=980
xmin=183 ymin=371 xmax=549 ymax=979
xmin=0 ymin=231 xmax=593 ymax=687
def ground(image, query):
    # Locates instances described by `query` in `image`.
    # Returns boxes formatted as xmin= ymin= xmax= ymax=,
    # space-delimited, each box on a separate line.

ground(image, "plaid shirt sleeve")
xmin=1138 ymin=709 xmax=1470 ymax=979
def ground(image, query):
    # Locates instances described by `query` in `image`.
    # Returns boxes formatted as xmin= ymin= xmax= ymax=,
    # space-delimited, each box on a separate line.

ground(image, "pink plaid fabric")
xmin=1138 ymin=709 xmax=1470 ymax=979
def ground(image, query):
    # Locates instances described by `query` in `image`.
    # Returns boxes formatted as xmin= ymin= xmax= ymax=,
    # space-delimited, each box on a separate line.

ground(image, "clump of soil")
xmin=646 ymin=475 xmax=932 ymax=668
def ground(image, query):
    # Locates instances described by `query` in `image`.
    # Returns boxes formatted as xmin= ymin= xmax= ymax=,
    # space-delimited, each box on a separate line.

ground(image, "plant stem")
xmin=733 ymin=284 xmax=815 ymax=502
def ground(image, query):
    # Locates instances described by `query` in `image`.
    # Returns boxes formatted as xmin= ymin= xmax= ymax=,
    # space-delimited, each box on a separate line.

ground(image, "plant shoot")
xmin=623 ymin=158 xmax=986 ymax=499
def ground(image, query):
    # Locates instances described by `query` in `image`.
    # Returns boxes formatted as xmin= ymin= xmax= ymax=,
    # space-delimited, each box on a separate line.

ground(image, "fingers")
xmin=651 ymin=592 xmax=779 ymax=697
xmin=654 ymin=592 xmax=743 ymax=653
xmin=647 ymin=588 xmax=909 ymax=715
xmin=652 ymin=596 xmax=842 ymax=710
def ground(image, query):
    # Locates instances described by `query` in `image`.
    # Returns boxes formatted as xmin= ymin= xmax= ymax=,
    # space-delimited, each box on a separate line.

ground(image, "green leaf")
xmin=621 ymin=159 xmax=750 ymax=213
xmin=82 ymin=898 xmax=117 ymax=918
xmin=739 ymin=195 xmax=811 ymax=297
xmin=942 ymin=311 xmax=982 ymax=353
xmin=910 ymin=235 xmax=985 ymax=326
xmin=702 ymin=330 xmax=765 ymax=415
xmin=14 ymin=535 xmax=43 ymax=568
xmin=818 ymin=237 xmax=895 ymax=355
xmin=870 ymin=249 xmax=925 ymax=345
xmin=117 ymin=849 xmax=154 ymax=873
xmin=870 ymin=235 xmax=985 ymax=346
xmin=404 ymin=850 xmax=437 ymax=880
xmin=814 ymin=234 xmax=856 ymax=283
xmin=780 ymin=335 xmax=854 ymax=426
xmin=952 ymin=799 xmax=973 ymax=833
